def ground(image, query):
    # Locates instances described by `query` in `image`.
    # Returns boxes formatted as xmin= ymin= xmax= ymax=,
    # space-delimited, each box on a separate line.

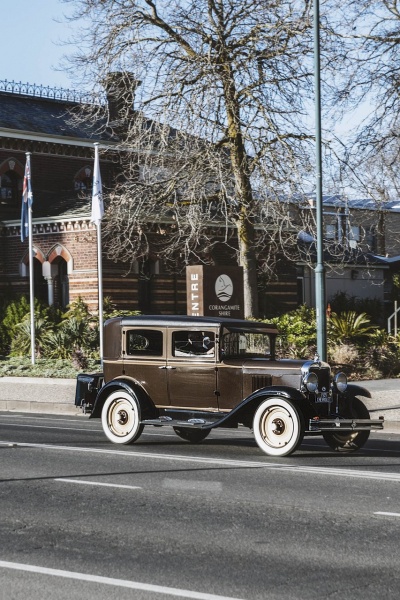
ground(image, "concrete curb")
xmin=0 ymin=377 xmax=81 ymax=416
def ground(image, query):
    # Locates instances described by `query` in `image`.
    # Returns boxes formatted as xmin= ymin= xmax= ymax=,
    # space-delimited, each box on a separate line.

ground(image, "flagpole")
xmin=28 ymin=199 xmax=35 ymax=364
xmin=97 ymin=217 xmax=104 ymax=364
xmin=26 ymin=152 xmax=35 ymax=364
xmin=92 ymin=142 xmax=104 ymax=364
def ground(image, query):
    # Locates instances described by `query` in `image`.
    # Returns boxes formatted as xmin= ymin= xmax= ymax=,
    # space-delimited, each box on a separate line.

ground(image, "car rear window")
xmin=126 ymin=329 xmax=163 ymax=356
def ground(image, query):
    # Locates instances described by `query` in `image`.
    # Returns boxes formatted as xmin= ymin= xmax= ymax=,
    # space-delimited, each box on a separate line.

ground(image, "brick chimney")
xmin=103 ymin=72 xmax=141 ymax=132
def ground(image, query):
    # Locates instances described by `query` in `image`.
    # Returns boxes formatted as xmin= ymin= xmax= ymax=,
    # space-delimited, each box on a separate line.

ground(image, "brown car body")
xmin=75 ymin=315 xmax=384 ymax=456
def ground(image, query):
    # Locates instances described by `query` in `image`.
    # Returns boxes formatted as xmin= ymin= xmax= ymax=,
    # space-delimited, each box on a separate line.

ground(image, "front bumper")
xmin=308 ymin=417 xmax=384 ymax=433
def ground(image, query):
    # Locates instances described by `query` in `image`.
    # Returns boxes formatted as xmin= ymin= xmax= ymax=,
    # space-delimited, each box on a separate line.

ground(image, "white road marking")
xmin=374 ymin=511 xmax=400 ymax=517
xmin=0 ymin=415 xmax=85 ymax=422
xmin=0 ymin=560 xmax=245 ymax=600
xmin=0 ymin=421 xmax=175 ymax=436
xmin=2 ymin=440 xmax=400 ymax=482
xmin=54 ymin=478 xmax=142 ymax=490
xmin=0 ymin=423 xmax=95 ymax=432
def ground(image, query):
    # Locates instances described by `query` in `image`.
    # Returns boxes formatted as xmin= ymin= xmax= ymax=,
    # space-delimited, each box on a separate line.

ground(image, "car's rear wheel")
xmin=253 ymin=397 xmax=304 ymax=457
xmin=323 ymin=397 xmax=370 ymax=452
xmin=173 ymin=427 xmax=210 ymax=443
xmin=101 ymin=390 xmax=144 ymax=444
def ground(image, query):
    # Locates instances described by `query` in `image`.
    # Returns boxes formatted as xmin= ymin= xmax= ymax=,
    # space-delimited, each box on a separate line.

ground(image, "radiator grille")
xmin=310 ymin=366 xmax=330 ymax=392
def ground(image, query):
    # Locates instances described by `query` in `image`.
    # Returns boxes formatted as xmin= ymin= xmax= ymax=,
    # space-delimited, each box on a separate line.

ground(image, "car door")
xmin=122 ymin=326 xmax=170 ymax=407
xmin=166 ymin=328 xmax=219 ymax=410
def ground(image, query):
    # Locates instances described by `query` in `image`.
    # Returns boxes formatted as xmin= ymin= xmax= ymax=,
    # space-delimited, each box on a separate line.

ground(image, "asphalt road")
xmin=1 ymin=412 xmax=400 ymax=600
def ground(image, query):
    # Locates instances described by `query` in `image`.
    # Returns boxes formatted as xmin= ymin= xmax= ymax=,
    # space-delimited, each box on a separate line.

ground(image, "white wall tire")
xmin=101 ymin=390 xmax=144 ymax=445
xmin=323 ymin=397 xmax=370 ymax=452
xmin=253 ymin=397 xmax=304 ymax=457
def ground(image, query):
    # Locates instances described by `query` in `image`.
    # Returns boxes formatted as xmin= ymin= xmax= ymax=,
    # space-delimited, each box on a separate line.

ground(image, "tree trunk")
xmin=236 ymin=214 xmax=259 ymax=318
xmin=222 ymin=68 xmax=259 ymax=318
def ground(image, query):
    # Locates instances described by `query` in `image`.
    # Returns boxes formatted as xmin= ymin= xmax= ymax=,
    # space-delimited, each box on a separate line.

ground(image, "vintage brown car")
xmin=75 ymin=315 xmax=384 ymax=457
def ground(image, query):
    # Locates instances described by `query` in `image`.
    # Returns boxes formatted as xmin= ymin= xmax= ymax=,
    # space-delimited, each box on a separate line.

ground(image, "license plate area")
xmin=315 ymin=392 xmax=331 ymax=403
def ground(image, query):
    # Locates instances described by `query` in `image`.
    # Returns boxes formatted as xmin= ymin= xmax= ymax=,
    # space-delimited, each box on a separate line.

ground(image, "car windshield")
xmin=221 ymin=330 xmax=271 ymax=358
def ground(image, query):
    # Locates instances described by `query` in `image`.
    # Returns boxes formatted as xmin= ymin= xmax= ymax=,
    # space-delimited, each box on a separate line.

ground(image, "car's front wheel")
xmin=253 ymin=397 xmax=304 ymax=457
xmin=173 ymin=427 xmax=210 ymax=443
xmin=101 ymin=390 xmax=144 ymax=445
xmin=323 ymin=397 xmax=370 ymax=452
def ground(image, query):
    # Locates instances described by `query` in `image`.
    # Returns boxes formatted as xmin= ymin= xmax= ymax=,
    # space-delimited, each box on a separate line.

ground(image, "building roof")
xmin=0 ymin=82 xmax=115 ymax=224
xmin=306 ymin=193 xmax=400 ymax=213
xmin=0 ymin=81 xmax=112 ymax=143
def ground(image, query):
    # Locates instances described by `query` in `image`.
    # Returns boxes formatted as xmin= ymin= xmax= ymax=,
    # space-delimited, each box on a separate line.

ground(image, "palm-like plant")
xmin=328 ymin=311 xmax=377 ymax=345
xmin=10 ymin=316 xmax=54 ymax=358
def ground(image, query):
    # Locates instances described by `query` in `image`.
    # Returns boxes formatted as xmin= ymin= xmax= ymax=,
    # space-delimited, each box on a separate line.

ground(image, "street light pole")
xmin=314 ymin=0 xmax=327 ymax=361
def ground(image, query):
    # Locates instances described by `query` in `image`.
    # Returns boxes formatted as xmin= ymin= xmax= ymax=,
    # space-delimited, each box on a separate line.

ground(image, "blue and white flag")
xmin=20 ymin=154 xmax=33 ymax=242
xmin=91 ymin=144 xmax=104 ymax=224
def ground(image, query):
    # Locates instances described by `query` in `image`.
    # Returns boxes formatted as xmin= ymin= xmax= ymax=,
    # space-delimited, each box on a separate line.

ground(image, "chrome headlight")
xmin=334 ymin=372 xmax=347 ymax=393
xmin=304 ymin=372 xmax=318 ymax=393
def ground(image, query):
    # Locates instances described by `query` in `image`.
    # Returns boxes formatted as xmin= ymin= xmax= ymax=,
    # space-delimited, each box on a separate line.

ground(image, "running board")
xmin=142 ymin=416 xmax=217 ymax=429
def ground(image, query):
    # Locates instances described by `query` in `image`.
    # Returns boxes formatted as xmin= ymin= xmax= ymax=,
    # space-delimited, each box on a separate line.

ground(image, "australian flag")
xmin=21 ymin=154 xmax=33 ymax=242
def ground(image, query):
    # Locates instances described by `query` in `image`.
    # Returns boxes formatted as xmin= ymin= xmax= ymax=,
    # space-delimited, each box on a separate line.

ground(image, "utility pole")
xmin=314 ymin=0 xmax=327 ymax=361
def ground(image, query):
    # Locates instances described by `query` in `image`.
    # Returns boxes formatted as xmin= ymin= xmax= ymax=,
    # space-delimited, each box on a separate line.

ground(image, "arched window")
xmin=53 ymin=257 xmax=69 ymax=309
xmin=34 ymin=258 xmax=48 ymax=305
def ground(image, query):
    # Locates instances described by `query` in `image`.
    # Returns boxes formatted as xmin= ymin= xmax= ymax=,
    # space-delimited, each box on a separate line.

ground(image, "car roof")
xmin=107 ymin=314 xmax=278 ymax=333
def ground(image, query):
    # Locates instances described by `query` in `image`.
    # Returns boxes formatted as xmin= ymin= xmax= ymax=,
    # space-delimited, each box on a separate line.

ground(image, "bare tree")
xmin=62 ymin=0 xmax=316 ymax=317
xmin=326 ymin=1 xmax=400 ymax=154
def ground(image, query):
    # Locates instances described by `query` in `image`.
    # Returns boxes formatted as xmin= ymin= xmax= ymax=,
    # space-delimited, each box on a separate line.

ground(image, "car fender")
xmin=220 ymin=385 xmax=314 ymax=428
xmin=90 ymin=377 xmax=157 ymax=419
xmin=345 ymin=383 xmax=372 ymax=399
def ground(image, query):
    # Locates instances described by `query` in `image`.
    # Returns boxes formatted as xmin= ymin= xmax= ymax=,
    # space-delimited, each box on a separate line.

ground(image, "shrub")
xmin=327 ymin=311 xmax=378 ymax=345
xmin=10 ymin=316 xmax=55 ymax=358
xmin=328 ymin=292 xmax=383 ymax=326
xmin=269 ymin=305 xmax=316 ymax=358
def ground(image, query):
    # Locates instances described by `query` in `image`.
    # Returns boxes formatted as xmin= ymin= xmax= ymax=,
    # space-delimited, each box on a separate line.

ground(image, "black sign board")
xmin=186 ymin=265 xmax=244 ymax=319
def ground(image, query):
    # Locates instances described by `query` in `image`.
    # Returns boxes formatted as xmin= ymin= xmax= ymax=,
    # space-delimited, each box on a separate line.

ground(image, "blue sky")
xmin=1 ymin=0 xmax=75 ymax=89
xmin=0 ymin=0 xmax=368 ymax=148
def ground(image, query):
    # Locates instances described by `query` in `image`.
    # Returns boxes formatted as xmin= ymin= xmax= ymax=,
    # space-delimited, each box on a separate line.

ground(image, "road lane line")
xmin=0 ymin=560 xmax=245 ymax=600
xmin=0 ymin=421 xmax=179 ymax=437
xmin=54 ymin=478 xmax=142 ymax=490
xmin=0 ymin=415 xmax=86 ymax=422
xmin=3 ymin=440 xmax=400 ymax=482
xmin=374 ymin=511 xmax=400 ymax=517
xmin=0 ymin=422 xmax=176 ymax=437
xmin=0 ymin=423 xmax=96 ymax=432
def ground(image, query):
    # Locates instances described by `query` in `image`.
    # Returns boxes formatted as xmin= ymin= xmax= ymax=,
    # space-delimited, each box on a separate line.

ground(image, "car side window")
xmin=126 ymin=329 xmax=163 ymax=356
xmin=173 ymin=331 xmax=215 ymax=357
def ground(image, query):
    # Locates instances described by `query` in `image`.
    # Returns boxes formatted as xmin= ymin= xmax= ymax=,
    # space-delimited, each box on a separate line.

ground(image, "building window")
xmin=74 ymin=166 xmax=92 ymax=195
xmin=349 ymin=225 xmax=360 ymax=249
xmin=325 ymin=223 xmax=336 ymax=240
xmin=0 ymin=171 xmax=22 ymax=204
xmin=365 ymin=226 xmax=376 ymax=252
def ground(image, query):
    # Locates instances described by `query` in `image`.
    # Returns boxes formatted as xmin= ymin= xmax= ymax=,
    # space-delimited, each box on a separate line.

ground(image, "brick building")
xmin=3 ymin=80 xmax=396 ymax=321
xmin=0 ymin=81 xmax=188 ymax=315
xmin=0 ymin=80 xmax=302 ymax=317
